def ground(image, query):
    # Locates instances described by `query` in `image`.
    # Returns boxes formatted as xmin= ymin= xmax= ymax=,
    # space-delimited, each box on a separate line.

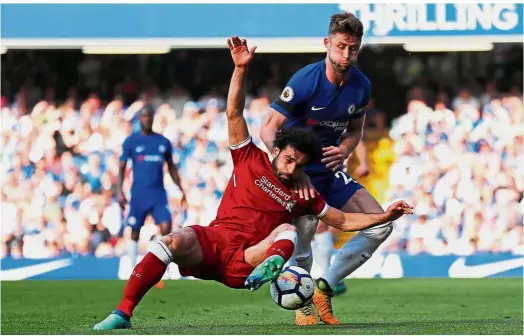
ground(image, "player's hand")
xmin=292 ymin=172 xmax=316 ymax=201
xmin=354 ymin=163 xmax=370 ymax=178
xmin=321 ymin=146 xmax=345 ymax=171
xmin=227 ymin=36 xmax=257 ymax=67
xmin=180 ymin=194 xmax=188 ymax=209
xmin=384 ymin=201 xmax=413 ymax=221
xmin=117 ymin=191 xmax=128 ymax=210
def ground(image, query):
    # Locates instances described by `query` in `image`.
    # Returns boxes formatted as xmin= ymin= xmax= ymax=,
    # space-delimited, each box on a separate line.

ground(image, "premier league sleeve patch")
xmin=280 ymin=86 xmax=295 ymax=103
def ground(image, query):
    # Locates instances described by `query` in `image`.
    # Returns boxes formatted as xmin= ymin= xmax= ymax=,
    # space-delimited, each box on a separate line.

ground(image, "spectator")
xmin=385 ymin=87 xmax=523 ymax=255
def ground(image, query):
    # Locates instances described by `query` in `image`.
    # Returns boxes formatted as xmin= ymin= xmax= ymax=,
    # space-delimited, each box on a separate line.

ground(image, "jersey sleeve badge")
xmin=280 ymin=86 xmax=295 ymax=103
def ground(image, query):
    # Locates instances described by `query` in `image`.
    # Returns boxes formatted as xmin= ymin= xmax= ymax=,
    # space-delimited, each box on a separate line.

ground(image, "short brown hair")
xmin=328 ymin=12 xmax=364 ymax=38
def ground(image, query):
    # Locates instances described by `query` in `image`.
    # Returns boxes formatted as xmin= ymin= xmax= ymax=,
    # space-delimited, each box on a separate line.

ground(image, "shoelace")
xmin=316 ymin=291 xmax=334 ymax=316
xmin=300 ymin=303 xmax=314 ymax=316
xmin=323 ymin=292 xmax=334 ymax=315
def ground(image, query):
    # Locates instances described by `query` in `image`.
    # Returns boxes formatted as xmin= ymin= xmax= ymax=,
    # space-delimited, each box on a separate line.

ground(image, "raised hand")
xmin=227 ymin=36 xmax=257 ymax=67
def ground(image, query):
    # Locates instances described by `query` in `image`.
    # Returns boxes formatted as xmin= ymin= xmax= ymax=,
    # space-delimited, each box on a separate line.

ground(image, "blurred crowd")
xmin=1 ymin=47 xmax=523 ymax=259
xmin=1 ymin=90 xmax=273 ymax=259
xmin=383 ymin=90 xmax=524 ymax=255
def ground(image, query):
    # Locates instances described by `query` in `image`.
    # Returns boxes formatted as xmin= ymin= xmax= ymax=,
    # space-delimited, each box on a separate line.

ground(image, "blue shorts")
xmin=127 ymin=191 xmax=172 ymax=231
xmin=309 ymin=170 xmax=363 ymax=210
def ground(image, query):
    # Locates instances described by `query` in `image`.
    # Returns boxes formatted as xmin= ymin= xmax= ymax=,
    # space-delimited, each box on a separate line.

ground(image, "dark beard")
xmin=328 ymin=53 xmax=351 ymax=74
xmin=271 ymin=158 xmax=293 ymax=186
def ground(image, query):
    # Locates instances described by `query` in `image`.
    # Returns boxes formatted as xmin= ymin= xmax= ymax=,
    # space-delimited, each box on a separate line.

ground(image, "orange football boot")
xmin=312 ymin=279 xmax=339 ymax=325
xmin=154 ymin=280 xmax=165 ymax=289
xmin=295 ymin=302 xmax=318 ymax=325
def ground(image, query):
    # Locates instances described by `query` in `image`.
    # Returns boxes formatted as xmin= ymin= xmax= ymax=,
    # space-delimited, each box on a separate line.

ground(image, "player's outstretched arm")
xmin=226 ymin=36 xmax=257 ymax=147
xmin=319 ymin=200 xmax=413 ymax=232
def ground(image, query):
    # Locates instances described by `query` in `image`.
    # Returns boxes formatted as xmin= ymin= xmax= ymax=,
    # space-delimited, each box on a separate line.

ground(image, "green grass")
xmin=1 ymin=279 xmax=522 ymax=334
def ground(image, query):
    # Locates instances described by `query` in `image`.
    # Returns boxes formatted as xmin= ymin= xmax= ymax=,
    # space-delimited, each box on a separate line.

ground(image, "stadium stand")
xmin=1 ymin=48 xmax=522 ymax=259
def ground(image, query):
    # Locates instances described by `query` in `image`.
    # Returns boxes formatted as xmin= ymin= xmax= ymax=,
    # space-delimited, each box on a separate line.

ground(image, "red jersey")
xmin=210 ymin=137 xmax=329 ymax=244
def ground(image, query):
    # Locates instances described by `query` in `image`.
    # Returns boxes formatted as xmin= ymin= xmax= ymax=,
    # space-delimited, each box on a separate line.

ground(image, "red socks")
xmin=117 ymin=252 xmax=167 ymax=317
xmin=265 ymin=231 xmax=296 ymax=262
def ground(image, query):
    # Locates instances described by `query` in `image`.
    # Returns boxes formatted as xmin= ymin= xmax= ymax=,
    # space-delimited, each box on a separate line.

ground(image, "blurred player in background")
xmin=118 ymin=105 xmax=186 ymax=288
xmin=261 ymin=12 xmax=389 ymax=325
xmin=94 ymin=36 xmax=412 ymax=331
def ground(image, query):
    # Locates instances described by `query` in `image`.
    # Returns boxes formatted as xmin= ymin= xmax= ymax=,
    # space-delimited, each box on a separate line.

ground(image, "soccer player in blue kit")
xmin=261 ymin=12 xmax=390 ymax=325
xmin=118 ymin=105 xmax=186 ymax=287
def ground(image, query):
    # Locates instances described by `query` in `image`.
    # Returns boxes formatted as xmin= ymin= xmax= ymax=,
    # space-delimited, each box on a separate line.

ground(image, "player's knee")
xmin=276 ymin=223 xmax=296 ymax=234
xmin=294 ymin=215 xmax=318 ymax=239
xmin=149 ymin=239 xmax=173 ymax=265
xmin=363 ymin=222 xmax=393 ymax=242
xmin=158 ymin=222 xmax=172 ymax=236
xmin=130 ymin=230 xmax=140 ymax=241
xmin=161 ymin=230 xmax=190 ymax=254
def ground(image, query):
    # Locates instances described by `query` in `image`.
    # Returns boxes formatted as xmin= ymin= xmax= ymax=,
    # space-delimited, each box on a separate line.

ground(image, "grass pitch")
xmin=1 ymin=279 xmax=522 ymax=334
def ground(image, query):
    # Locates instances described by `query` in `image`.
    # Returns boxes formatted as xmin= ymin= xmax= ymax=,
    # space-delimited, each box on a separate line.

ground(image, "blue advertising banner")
xmin=1 ymin=3 xmax=522 ymax=46
xmin=1 ymin=253 xmax=522 ymax=281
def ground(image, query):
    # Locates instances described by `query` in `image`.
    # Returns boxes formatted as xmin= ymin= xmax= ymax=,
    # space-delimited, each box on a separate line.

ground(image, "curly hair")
xmin=329 ymin=12 xmax=364 ymax=38
xmin=273 ymin=128 xmax=322 ymax=163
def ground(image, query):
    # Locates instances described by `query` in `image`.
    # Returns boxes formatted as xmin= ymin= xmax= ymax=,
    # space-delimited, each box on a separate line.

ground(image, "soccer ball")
xmin=270 ymin=266 xmax=314 ymax=310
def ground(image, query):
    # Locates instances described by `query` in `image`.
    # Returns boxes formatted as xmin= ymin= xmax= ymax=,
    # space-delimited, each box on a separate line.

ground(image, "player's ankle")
xmin=113 ymin=309 xmax=131 ymax=321
xmin=316 ymin=278 xmax=333 ymax=294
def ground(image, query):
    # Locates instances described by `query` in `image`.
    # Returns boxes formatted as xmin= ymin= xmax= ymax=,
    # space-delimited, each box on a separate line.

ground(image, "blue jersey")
xmin=119 ymin=133 xmax=173 ymax=197
xmin=270 ymin=60 xmax=371 ymax=176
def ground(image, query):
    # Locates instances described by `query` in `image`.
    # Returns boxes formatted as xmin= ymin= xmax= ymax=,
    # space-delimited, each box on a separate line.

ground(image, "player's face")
xmin=271 ymin=146 xmax=309 ymax=185
xmin=139 ymin=111 xmax=154 ymax=132
xmin=324 ymin=33 xmax=361 ymax=74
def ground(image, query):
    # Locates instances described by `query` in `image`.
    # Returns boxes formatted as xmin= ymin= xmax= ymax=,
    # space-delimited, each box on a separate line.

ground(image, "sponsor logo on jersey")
xmin=306 ymin=118 xmax=348 ymax=131
xmin=138 ymin=155 xmax=163 ymax=162
xmin=254 ymin=176 xmax=294 ymax=210
xmin=136 ymin=146 xmax=145 ymax=153
xmin=318 ymin=120 xmax=349 ymax=131
xmin=280 ymin=86 xmax=294 ymax=103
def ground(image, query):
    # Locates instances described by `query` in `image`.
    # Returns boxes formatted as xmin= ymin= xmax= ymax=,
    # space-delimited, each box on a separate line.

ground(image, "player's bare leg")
xmin=93 ymin=228 xmax=202 ymax=330
xmin=291 ymin=215 xmax=319 ymax=326
xmin=153 ymin=222 xmax=173 ymax=289
xmin=244 ymin=224 xmax=297 ymax=291
xmin=314 ymin=189 xmax=392 ymax=325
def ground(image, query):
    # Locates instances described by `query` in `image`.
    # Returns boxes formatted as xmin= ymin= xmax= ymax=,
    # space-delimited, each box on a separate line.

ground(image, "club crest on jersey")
xmin=285 ymin=199 xmax=297 ymax=213
xmin=280 ymin=86 xmax=294 ymax=103
xmin=159 ymin=145 xmax=166 ymax=153
xmin=348 ymin=105 xmax=356 ymax=115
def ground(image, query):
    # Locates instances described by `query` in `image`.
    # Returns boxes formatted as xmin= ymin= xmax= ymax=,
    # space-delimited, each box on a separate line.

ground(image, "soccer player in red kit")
xmin=93 ymin=37 xmax=412 ymax=330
